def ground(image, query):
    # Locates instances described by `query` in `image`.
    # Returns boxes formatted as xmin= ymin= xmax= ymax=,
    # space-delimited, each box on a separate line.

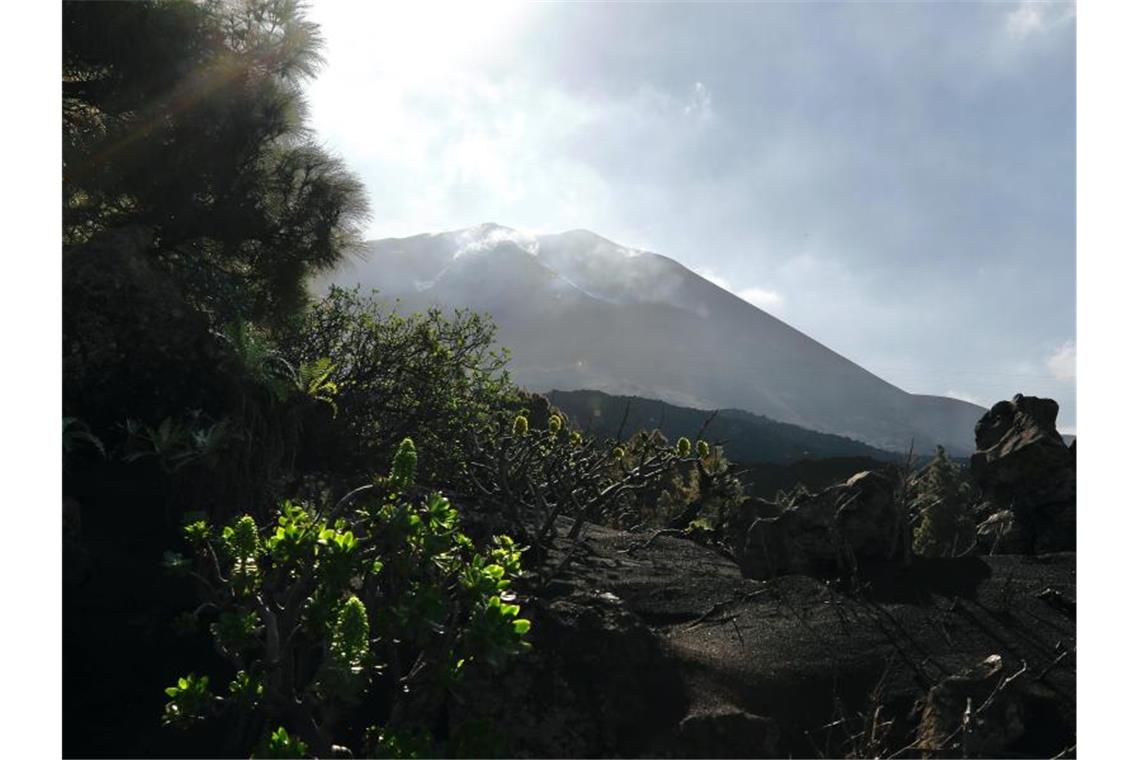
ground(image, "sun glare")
xmin=308 ymin=1 xmax=532 ymax=84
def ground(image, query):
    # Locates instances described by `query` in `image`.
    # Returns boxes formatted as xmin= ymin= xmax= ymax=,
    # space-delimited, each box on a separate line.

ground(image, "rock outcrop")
xmin=456 ymin=588 xmax=688 ymax=757
xmin=730 ymin=469 xmax=909 ymax=579
xmin=971 ymin=395 xmax=1076 ymax=554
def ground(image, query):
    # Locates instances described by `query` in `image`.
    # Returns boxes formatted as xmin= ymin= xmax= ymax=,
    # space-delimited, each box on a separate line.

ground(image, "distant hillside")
xmin=546 ymin=389 xmax=903 ymax=465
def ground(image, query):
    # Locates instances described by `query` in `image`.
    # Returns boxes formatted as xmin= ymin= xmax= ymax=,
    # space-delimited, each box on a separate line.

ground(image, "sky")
xmin=303 ymin=0 xmax=1076 ymax=433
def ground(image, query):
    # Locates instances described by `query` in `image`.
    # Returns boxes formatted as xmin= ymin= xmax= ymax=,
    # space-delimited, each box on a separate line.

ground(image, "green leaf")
xmin=512 ymin=619 xmax=532 ymax=635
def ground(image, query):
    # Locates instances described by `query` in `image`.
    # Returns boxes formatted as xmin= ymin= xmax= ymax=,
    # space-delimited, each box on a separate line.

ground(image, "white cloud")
xmin=945 ymin=389 xmax=987 ymax=406
xmin=695 ymin=269 xmax=784 ymax=311
xmin=683 ymin=81 xmax=713 ymax=121
xmin=1046 ymin=340 xmax=1076 ymax=381
xmin=737 ymin=287 xmax=784 ymax=310
xmin=694 ymin=267 xmax=730 ymax=290
xmin=1006 ymin=1 xmax=1075 ymax=40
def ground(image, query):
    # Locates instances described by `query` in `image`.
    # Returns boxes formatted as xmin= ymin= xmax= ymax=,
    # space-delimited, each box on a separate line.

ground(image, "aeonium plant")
xmin=161 ymin=438 xmax=531 ymax=757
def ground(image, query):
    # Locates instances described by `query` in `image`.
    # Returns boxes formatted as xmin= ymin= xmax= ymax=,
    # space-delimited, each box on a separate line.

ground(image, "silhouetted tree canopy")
xmin=63 ymin=0 xmax=368 ymax=323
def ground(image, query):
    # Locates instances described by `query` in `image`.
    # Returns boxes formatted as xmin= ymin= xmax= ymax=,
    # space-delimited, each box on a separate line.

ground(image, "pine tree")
xmin=63 ymin=0 xmax=368 ymax=324
xmin=912 ymin=446 xmax=977 ymax=557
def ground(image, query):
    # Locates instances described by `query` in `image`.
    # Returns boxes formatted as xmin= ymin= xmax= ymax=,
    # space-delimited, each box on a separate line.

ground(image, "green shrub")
xmin=255 ymin=727 xmax=309 ymax=759
xmin=162 ymin=673 xmax=214 ymax=727
xmin=283 ymin=286 xmax=520 ymax=488
xmin=911 ymin=446 xmax=978 ymax=557
xmin=626 ymin=433 xmax=745 ymax=537
xmin=62 ymin=416 xmax=105 ymax=465
xmin=162 ymin=438 xmax=530 ymax=757
xmin=459 ymin=415 xmax=741 ymax=552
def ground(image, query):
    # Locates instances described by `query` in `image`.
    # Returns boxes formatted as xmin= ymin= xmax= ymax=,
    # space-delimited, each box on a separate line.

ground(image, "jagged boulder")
xmin=734 ymin=470 xmax=908 ymax=578
xmin=971 ymin=395 xmax=1076 ymax=554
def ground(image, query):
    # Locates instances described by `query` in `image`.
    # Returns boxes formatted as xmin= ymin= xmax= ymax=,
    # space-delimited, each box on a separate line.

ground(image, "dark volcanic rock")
xmin=971 ymin=395 xmax=1076 ymax=554
xmin=456 ymin=587 xmax=688 ymax=757
xmin=493 ymin=520 xmax=1075 ymax=757
xmin=667 ymin=708 xmax=780 ymax=758
xmin=732 ymin=469 xmax=909 ymax=579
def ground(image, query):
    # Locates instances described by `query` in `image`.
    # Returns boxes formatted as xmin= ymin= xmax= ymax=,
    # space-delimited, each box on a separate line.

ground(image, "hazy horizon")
xmin=304 ymin=1 xmax=1077 ymax=433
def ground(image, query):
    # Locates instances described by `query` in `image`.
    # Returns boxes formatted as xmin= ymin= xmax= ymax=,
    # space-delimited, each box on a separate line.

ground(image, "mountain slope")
xmin=319 ymin=223 xmax=984 ymax=454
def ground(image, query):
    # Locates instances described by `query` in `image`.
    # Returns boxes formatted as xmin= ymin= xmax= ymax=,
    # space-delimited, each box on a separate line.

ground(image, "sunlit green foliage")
xmin=329 ymin=595 xmax=370 ymax=670
xmin=162 ymin=438 xmax=530 ymax=757
xmin=255 ymin=727 xmax=309 ymax=759
xmin=162 ymin=674 xmax=214 ymax=726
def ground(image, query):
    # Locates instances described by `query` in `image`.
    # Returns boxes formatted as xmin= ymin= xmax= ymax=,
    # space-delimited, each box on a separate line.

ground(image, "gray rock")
xmin=971 ymin=394 xmax=1076 ymax=553
xmin=736 ymin=470 xmax=909 ymax=578
xmin=975 ymin=509 xmax=1030 ymax=554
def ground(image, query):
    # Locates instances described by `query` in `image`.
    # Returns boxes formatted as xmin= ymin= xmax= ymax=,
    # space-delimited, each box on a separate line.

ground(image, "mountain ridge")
xmin=545 ymin=388 xmax=903 ymax=465
xmin=318 ymin=223 xmax=985 ymax=454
